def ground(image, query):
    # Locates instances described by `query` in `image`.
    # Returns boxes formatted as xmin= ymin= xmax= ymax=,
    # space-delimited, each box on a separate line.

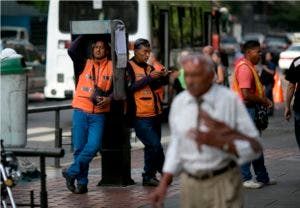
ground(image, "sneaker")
xmin=62 ymin=168 xmax=75 ymax=193
xmin=243 ymin=180 xmax=264 ymax=189
xmin=142 ymin=177 xmax=159 ymax=187
xmin=74 ymin=184 xmax=88 ymax=194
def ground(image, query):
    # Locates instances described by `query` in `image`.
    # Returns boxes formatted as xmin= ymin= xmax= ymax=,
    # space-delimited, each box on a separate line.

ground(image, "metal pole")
xmin=40 ymin=156 xmax=48 ymax=208
xmin=30 ymin=190 xmax=34 ymax=208
xmin=54 ymin=110 xmax=61 ymax=167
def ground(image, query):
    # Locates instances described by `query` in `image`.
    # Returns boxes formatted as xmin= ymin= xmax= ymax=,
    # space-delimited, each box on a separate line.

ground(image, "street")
xmin=10 ymin=101 xmax=300 ymax=208
xmin=2 ymin=1 xmax=300 ymax=207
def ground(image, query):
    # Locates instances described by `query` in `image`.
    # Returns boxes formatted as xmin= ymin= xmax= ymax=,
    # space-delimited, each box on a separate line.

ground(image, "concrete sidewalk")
xmin=11 ymin=104 xmax=300 ymax=208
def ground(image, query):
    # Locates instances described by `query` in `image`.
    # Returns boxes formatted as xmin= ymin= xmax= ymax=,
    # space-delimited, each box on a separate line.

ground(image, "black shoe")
xmin=62 ymin=168 xmax=75 ymax=193
xmin=142 ymin=177 xmax=159 ymax=187
xmin=74 ymin=184 xmax=88 ymax=194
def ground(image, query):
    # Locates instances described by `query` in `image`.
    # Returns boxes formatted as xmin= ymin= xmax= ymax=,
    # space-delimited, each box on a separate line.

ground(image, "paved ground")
xmin=9 ymin=103 xmax=300 ymax=207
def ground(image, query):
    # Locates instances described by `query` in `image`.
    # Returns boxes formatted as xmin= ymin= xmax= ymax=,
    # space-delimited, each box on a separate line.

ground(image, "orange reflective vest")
xmin=129 ymin=60 xmax=162 ymax=117
xmin=231 ymin=59 xmax=264 ymax=101
xmin=72 ymin=58 xmax=113 ymax=113
xmin=152 ymin=61 xmax=165 ymax=102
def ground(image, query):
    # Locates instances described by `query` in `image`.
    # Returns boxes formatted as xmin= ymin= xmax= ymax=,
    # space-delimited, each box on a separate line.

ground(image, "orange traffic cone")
xmin=272 ymin=72 xmax=284 ymax=103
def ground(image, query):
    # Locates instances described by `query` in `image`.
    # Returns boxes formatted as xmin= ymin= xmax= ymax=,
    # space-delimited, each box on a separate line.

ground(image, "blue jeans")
xmin=67 ymin=109 xmax=106 ymax=185
xmin=134 ymin=116 xmax=165 ymax=180
xmin=294 ymin=111 xmax=300 ymax=149
xmin=240 ymin=107 xmax=270 ymax=183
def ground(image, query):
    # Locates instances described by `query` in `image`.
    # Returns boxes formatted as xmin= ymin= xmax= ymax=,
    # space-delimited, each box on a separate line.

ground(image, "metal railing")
xmin=27 ymin=104 xmax=72 ymax=168
xmin=6 ymin=147 xmax=64 ymax=208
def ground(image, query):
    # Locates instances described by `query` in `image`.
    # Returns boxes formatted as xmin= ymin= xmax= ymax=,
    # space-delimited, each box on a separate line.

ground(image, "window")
xmin=169 ymin=5 xmax=203 ymax=49
xmin=181 ymin=7 xmax=192 ymax=47
xmin=1 ymin=30 xmax=18 ymax=39
xmin=192 ymin=7 xmax=203 ymax=46
xmin=170 ymin=6 xmax=180 ymax=49
xmin=59 ymin=1 xmax=138 ymax=34
xmin=20 ymin=31 xmax=25 ymax=39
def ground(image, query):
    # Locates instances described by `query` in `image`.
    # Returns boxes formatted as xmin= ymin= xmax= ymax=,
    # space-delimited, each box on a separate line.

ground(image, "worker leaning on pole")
xmin=62 ymin=35 xmax=113 ymax=194
xmin=126 ymin=38 xmax=169 ymax=186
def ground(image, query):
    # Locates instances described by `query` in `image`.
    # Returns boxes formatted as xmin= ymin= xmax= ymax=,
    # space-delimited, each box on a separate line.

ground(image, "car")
xmin=220 ymin=35 xmax=239 ymax=55
xmin=264 ymin=35 xmax=290 ymax=52
xmin=0 ymin=39 xmax=3 ymax=51
xmin=1 ymin=26 xmax=29 ymax=42
xmin=3 ymin=40 xmax=43 ymax=63
xmin=1 ymin=26 xmax=46 ymax=94
xmin=243 ymin=33 xmax=265 ymax=45
xmin=263 ymin=34 xmax=291 ymax=63
xmin=2 ymin=40 xmax=46 ymax=94
xmin=278 ymin=43 xmax=300 ymax=71
xmin=1 ymin=26 xmax=44 ymax=62
xmin=286 ymin=32 xmax=300 ymax=43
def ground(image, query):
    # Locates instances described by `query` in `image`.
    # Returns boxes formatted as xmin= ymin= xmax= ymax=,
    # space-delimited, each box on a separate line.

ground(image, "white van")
xmin=1 ymin=26 xmax=29 ymax=43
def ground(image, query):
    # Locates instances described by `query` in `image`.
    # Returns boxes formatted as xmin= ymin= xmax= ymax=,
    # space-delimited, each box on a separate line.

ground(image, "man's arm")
xmin=68 ymin=35 xmax=87 ymax=79
xmin=241 ymin=88 xmax=272 ymax=108
xmin=146 ymin=67 xmax=169 ymax=89
xmin=189 ymin=110 xmax=262 ymax=156
xmin=68 ymin=35 xmax=86 ymax=63
xmin=215 ymin=65 xmax=225 ymax=84
xmin=262 ymin=64 xmax=275 ymax=75
xmin=126 ymin=63 xmax=152 ymax=92
xmin=284 ymin=82 xmax=296 ymax=121
xmin=126 ymin=63 xmax=167 ymax=92
xmin=150 ymin=173 xmax=173 ymax=207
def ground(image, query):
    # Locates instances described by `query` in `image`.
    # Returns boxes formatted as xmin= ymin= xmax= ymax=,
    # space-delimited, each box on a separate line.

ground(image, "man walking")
xmin=231 ymin=40 xmax=276 ymax=188
xmin=284 ymin=56 xmax=300 ymax=149
xmin=151 ymin=53 xmax=262 ymax=207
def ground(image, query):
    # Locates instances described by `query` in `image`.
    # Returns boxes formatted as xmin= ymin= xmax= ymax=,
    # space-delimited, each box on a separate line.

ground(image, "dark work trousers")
xmin=134 ymin=115 xmax=165 ymax=180
xmin=294 ymin=111 xmax=300 ymax=149
xmin=263 ymin=83 xmax=274 ymax=115
xmin=240 ymin=107 xmax=270 ymax=183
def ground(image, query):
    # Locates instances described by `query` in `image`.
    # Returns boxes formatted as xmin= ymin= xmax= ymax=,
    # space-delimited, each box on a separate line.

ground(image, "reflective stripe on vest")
xmin=72 ymin=58 xmax=113 ymax=113
xmin=231 ymin=60 xmax=264 ymax=99
xmin=129 ymin=60 xmax=162 ymax=117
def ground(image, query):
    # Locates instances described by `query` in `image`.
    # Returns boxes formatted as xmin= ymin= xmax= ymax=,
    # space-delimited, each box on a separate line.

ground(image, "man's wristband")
xmin=222 ymin=143 xmax=229 ymax=152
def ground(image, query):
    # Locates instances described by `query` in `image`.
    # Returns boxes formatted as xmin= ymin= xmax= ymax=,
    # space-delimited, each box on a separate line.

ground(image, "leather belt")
xmin=185 ymin=161 xmax=237 ymax=181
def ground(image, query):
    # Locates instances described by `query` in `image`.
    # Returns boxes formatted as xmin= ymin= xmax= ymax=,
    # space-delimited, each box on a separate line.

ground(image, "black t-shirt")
xmin=285 ymin=56 xmax=300 ymax=112
xmin=260 ymin=61 xmax=276 ymax=85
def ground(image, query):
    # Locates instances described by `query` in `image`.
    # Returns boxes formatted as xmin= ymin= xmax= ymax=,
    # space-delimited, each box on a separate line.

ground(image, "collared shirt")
xmin=163 ymin=84 xmax=261 ymax=176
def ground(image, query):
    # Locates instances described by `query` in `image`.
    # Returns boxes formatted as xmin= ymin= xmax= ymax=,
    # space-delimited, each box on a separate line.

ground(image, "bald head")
xmin=180 ymin=52 xmax=214 ymax=72
xmin=180 ymin=53 xmax=214 ymax=97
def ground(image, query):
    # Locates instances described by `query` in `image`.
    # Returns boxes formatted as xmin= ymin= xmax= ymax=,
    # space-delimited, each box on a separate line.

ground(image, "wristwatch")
xmin=222 ymin=143 xmax=229 ymax=152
